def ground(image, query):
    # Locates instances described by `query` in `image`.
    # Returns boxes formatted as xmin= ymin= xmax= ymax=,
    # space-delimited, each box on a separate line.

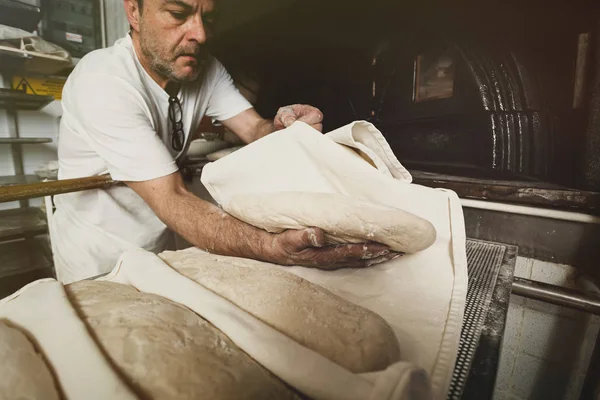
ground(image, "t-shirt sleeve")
xmin=204 ymin=58 xmax=253 ymax=122
xmin=65 ymin=73 xmax=178 ymax=182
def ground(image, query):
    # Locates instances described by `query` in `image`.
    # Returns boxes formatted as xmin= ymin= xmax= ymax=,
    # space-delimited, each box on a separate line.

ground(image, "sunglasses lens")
xmin=174 ymin=130 xmax=184 ymax=150
xmin=168 ymin=96 xmax=185 ymax=151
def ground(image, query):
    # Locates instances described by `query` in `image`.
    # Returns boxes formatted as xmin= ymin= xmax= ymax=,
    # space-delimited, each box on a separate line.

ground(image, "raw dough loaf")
xmin=225 ymin=191 xmax=436 ymax=253
xmin=160 ymin=247 xmax=401 ymax=373
xmin=65 ymin=281 xmax=299 ymax=400
xmin=0 ymin=321 xmax=61 ymax=400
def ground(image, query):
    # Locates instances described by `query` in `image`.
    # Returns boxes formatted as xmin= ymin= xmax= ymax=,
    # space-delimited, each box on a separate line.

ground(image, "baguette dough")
xmin=225 ymin=192 xmax=437 ymax=253
xmin=160 ymin=247 xmax=401 ymax=373
xmin=65 ymin=281 xmax=300 ymax=400
xmin=0 ymin=321 xmax=61 ymax=400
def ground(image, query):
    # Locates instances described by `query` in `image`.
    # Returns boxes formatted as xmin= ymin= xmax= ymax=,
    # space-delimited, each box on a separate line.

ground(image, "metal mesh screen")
xmin=446 ymin=240 xmax=507 ymax=400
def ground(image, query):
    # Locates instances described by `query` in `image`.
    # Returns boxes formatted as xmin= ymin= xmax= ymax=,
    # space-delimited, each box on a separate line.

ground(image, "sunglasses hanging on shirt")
xmin=168 ymin=95 xmax=185 ymax=152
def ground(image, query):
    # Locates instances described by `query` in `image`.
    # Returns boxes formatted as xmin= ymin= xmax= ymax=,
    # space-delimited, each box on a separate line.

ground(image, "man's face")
xmin=133 ymin=0 xmax=217 ymax=83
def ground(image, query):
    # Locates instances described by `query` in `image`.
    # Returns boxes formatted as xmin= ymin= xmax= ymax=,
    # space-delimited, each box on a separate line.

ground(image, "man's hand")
xmin=263 ymin=227 xmax=401 ymax=270
xmin=222 ymin=105 xmax=323 ymax=143
xmin=274 ymin=104 xmax=323 ymax=132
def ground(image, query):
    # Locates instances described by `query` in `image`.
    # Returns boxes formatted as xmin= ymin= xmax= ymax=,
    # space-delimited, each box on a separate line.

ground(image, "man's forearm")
xmin=248 ymin=118 xmax=276 ymax=143
xmin=128 ymin=173 xmax=275 ymax=260
xmin=157 ymin=188 xmax=272 ymax=259
xmin=223 ymin=104 xmax=323 ymax=145
xmin=221 ymin=109 xmax=277 ymax=144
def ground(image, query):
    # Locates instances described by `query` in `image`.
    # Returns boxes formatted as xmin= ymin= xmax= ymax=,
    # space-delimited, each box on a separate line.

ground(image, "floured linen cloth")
xmin=0 ymin=254 xmax=431 ymax=400
xmin=0 ymin=280 xmax=137 ymax=400
xmin=201 ymin=120 xmax=468 ymax=399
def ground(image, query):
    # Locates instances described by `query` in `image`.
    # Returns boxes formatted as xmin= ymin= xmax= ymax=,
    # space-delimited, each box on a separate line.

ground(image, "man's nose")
xmin=186 ymin=16 xmax=207 ymax=43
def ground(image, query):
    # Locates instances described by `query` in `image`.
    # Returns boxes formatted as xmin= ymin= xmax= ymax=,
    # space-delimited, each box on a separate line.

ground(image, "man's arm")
xmin=127 ymin=172 xmax=397 ymax=269
xmin=221 ymin=108 xmax=275 ymax=143
xmin=222 ymin=105 xmax=324 ymax=143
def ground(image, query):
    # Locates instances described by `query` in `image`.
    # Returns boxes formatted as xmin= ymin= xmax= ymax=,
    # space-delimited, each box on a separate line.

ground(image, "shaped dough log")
xmin=0 ymin=321 xmax=61 ymax=400
xmin=65 ymin=281 xmax=300 ymax=400
xmin=160 ymin=247 xmax=401 ymax=373
xmin=225 ymin=192 xmax=437 ymax=253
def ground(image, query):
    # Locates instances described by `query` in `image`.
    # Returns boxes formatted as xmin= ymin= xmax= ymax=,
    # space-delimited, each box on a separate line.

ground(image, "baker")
xmin=51 ymin=0 xmax=396 ymax=283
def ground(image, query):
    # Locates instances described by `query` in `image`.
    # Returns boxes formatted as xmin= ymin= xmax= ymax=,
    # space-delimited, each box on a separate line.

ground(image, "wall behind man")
xmin=104 ymin=0 xmax=129 ymax=46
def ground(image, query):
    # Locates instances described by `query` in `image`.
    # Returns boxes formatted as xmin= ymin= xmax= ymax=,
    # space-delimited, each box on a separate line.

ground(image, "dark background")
xmin=211 ymin=0 xmax=600 ymax=187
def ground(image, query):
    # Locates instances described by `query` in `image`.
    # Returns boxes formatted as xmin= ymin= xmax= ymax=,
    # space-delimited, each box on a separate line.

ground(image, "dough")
xmin=65 ymin=281 xmax=300 ymax=400
xmin=0 ymin=321 xmax=61 ymax=400
xmin=160 ymin=247 xmax=401 ymax=373
xmin=225 ymin=191 xmax=437 ymax=253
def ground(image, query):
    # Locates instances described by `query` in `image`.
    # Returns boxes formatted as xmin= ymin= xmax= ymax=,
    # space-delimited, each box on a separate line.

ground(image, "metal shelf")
xmin=0 ymin=206 xmax=47 ymax=241
xmin=0 ymin=42 xmax=73 ymax=75
xmin=0 ymin=237 xmax=54 ymax=299
xmin=411 ymin=170 xmax=600 ymax=213
xmin=0 ymin=89 xmax=54 ymax=110
xmin=0 ymin=137 xmax=53 ymax=144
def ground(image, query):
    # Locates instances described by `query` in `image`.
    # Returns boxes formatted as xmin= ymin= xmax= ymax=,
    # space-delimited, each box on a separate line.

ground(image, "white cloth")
xmin=52 ymin=33 xmax=252 ymax=283
xmin=0 ymin=254 xmax=431 ymax=400
xmin=105 ymin=249 xmax=433 ymax=400
xmin=201 ymin=121 xmax=468 ymax=399
xmin=0 ymin=280 xmax=137 ymax=400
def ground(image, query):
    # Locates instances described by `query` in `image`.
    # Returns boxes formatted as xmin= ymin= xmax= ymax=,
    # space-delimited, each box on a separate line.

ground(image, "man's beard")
xmin=140 ymin=33 xmax=207 ymax=83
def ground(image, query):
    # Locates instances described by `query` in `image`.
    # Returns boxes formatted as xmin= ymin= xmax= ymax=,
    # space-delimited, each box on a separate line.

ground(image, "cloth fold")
xmin=0 ymin=280 xmax=137 ymax=400
xmin=326 ymin=120 xmax=413 ymax=181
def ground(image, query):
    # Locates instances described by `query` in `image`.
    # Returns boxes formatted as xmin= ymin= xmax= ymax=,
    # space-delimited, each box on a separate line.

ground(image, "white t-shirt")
xmin=52 ymin=34 xmax=252 ymax=283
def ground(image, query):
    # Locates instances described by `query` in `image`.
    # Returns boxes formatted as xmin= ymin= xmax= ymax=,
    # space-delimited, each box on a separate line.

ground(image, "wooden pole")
xmin=0 ymin=175 xmax=118 ymax=203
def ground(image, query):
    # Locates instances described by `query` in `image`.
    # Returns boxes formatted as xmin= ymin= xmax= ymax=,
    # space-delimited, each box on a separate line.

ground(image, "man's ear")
xmin=124 ymin=0 xmax=141 ymax=32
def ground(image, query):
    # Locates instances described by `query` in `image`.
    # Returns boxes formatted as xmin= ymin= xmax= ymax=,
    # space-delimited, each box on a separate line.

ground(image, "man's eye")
xmin=170 ymin=11 xmax=186 ymax=20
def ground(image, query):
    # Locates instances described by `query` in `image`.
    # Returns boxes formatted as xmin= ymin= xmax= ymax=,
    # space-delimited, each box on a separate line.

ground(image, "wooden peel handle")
xmin=0 ymin=175 xmax=118 ymax=203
